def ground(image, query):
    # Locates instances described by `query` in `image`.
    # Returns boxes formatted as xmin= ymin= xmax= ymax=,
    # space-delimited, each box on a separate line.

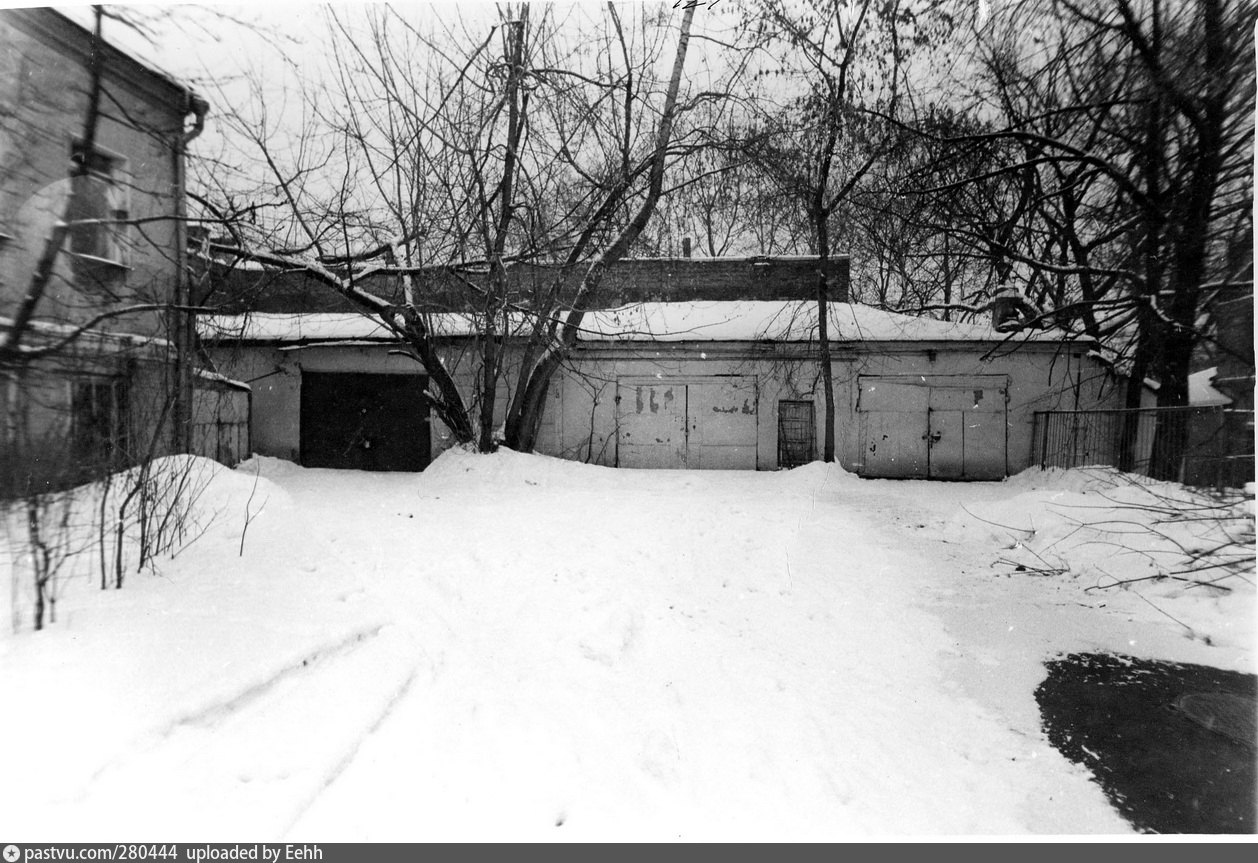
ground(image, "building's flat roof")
xmin=3 ymin=7 xmax=196 ymax=103
xmin=198 ymin=301 xmax=1075 ymax=346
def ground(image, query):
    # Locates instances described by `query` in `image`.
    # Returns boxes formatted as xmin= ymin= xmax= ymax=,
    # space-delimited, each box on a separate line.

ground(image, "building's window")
xmin=777 ymin=400 xmax=815 ymax=468
xmin=67 ymin=142 xmax=130 ymax=269
xmin=70 ymin=376 xmax=131 ymax=471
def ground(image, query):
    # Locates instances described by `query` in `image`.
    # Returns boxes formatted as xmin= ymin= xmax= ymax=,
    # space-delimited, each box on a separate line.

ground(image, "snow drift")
xmin=1 ymin=450 xmax=1250 ymax=839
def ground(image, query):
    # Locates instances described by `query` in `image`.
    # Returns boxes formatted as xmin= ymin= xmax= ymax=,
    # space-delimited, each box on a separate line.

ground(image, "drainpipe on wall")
xmin=172 ymin=92 xmax=209 ymax=455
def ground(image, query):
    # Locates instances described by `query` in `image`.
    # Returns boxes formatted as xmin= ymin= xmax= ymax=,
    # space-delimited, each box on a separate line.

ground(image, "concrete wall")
xmin=548 ymin=341 xmax=1115 ymax=475
xmin=209 ymin=335 xmax=1119 ymax=478
xmin=0 ymin=8 xmax=187 ymax=339
xmin=0 ymin=9 xmax=197 ymax=485
xmin=1 ymin=345 xmax=176 ymax=494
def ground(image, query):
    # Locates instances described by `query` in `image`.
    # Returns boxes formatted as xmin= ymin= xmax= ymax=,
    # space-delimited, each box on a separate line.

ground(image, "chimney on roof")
xmin=991 ymin=283 xmax=1033 ymax=331
xmin=681 ymin=237 xmax=691 ymax=258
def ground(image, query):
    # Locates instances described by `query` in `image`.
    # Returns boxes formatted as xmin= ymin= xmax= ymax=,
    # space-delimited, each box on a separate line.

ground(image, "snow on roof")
xmin=198 ymin=312 xmax=478 ymax=343
xmin=194 ymin=368 xmax=251 ymax=392
xmin=1189 ymin=367 xmax=1233 ymax=406
xmin=198 ymin=301 xmax=1075 ymax=346
xmin=578 ymin=301 xmax=1068 ymax=343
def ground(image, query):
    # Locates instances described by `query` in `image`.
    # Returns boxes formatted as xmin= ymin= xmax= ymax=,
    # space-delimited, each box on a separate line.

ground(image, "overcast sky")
xmin=30 ymin=2 xmax=746 ymax=194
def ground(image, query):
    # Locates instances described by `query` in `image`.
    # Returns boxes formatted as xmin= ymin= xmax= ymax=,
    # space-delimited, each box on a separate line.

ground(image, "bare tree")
xmin=198 ymin=2 xmax=702 ymax=455
xmin=888 ymin=0 xmax=1254 ymax=478
xmin=732 ymin=0 xmax=957 ymax=461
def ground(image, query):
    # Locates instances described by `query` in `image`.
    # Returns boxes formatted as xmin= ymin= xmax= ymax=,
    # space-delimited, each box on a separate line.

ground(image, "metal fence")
xmin=1032 ymin=406 xmax=1255 ymax=490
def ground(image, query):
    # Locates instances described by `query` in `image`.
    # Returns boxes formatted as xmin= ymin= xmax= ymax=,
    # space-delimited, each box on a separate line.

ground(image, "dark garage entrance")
xmin=300 ymin=372 xmax=430 ymax=471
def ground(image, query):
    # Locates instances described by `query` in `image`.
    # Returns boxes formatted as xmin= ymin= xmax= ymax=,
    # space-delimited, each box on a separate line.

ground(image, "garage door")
xmin=858 ymin=375 xmax=1007 ymax=480
xmin=300 ymin=372 xmax=430 ymax=471
xmin=616 ymin=376 xmax=758 ymax=469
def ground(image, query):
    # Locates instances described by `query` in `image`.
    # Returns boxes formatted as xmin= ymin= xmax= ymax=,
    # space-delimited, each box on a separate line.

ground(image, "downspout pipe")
xmin=181 ymin=93 xmax=209 ymax=145
xmin=172 ymin=91 xmax=209 ymax=454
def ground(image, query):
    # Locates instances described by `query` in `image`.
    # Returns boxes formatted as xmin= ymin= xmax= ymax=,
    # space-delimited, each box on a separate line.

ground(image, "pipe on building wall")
xmin=181 ymin=94 xmax=209 ymax=145
xmin=171 ymin=91 xmax=209 ymax=454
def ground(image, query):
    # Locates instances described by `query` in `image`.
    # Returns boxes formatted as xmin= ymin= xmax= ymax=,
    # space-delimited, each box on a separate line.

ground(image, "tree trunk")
xmin=816 ymin=221 xmax=836 ymax=463
xmin=476 ymin=14 xmax=529 ymax=453
xmin=1148 ymin=329 xmax=1193 ymax=481
xmin=398 ymin=308 xmax=475 ymax=445
xmin=1118 ymin=324 xmax=1152 ymax=473
xmin=506 ymin=5 xmax=695 ymax=453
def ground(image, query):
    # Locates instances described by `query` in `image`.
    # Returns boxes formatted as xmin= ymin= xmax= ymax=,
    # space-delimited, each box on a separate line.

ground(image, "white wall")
xmin=209 ymin=337 xmax=1119 ymax=476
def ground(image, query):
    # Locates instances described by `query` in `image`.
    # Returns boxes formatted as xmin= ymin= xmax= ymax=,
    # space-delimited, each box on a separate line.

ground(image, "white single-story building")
xmin=198 ymin=257 xmax=1119 ymax=478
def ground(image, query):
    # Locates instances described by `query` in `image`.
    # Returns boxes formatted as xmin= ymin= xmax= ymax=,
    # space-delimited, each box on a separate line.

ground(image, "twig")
xmin=240 ymin=462 xmax=266 ymax=557
xmin=1084 ymin=573 xmax=1232 ymax=593
xmin=1131 ymin=590 xmax=1200 ymax=639
xmin=961 ymin=504 xmax=1036 ymax=535
xmin=993 ymin=558 xmax=1067 ymax=576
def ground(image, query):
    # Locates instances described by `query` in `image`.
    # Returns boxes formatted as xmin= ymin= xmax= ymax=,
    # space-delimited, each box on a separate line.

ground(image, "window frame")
xmin=67 ymin=140 xmax=132 ymax=271
xmin=68 ymin=375 xmax=132 ymax=471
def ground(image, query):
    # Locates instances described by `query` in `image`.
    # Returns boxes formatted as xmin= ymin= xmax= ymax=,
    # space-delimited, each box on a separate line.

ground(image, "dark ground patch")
xmin=1036 ymin=653 xmax=1257 ymax=834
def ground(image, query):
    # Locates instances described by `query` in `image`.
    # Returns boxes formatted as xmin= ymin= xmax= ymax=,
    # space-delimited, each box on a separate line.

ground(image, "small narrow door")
xmin=927 ymin=409 xmax=965 ymax=479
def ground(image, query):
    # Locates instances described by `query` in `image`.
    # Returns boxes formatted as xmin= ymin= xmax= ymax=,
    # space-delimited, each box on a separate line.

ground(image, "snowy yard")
xmin=1 ymin=450 xmax=1253 ymax=840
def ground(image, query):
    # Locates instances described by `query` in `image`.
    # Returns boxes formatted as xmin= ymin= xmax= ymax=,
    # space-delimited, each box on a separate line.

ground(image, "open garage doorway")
xmin=300 ymin=372 xmax=430 ymax=471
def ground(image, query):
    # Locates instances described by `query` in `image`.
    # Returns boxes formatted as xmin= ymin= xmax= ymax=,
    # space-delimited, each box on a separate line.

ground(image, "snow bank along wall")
xmin=204 ymin=326 xmax=1113 ymax=479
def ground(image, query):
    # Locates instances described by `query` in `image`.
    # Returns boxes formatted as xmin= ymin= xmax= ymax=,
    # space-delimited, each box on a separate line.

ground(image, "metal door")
xmin=859 ymin=379 xmax=929 ymax=478
xmin=687 ymin=379 xmax=758 ymax=469
xmin=859 ymin=377 xmax=1007 ymax=480
xmin=616 ymin=382 xmax=688 ymax=468
xmin=929 ymin=384 xmax=1007 ymax=480
xmin=615 ymin=377 xmax=758 ymax=469
xmin=927 ymin=387 xmax=968 ymax=480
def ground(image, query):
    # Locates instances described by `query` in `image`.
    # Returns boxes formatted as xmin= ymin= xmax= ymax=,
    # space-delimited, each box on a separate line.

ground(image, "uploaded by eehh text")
xmin=186 ymin=848 xmax=321 ymax=863
xmin=0 ymin=847 xmax=324 ymax=863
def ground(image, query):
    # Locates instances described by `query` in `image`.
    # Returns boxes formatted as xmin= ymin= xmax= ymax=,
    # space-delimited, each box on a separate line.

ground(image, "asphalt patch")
xmin=1036 ymin=652 xmax=1256 ymax=834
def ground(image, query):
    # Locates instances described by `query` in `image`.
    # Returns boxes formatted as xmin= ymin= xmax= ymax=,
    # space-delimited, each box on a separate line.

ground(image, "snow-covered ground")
xmin=1 ymin=450 xmax=1253 ymax=840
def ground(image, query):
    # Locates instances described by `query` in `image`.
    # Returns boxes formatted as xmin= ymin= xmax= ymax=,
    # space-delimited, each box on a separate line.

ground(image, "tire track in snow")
xmin=173 ymin=625 xmax=386 ymax=730
xmin=280 ymin=659 xmax=425 ymax=839
xmin=73 ymin=624 xmax=387 ymax=795
xmin=54 ymin=624 xmax=419 ymax=840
